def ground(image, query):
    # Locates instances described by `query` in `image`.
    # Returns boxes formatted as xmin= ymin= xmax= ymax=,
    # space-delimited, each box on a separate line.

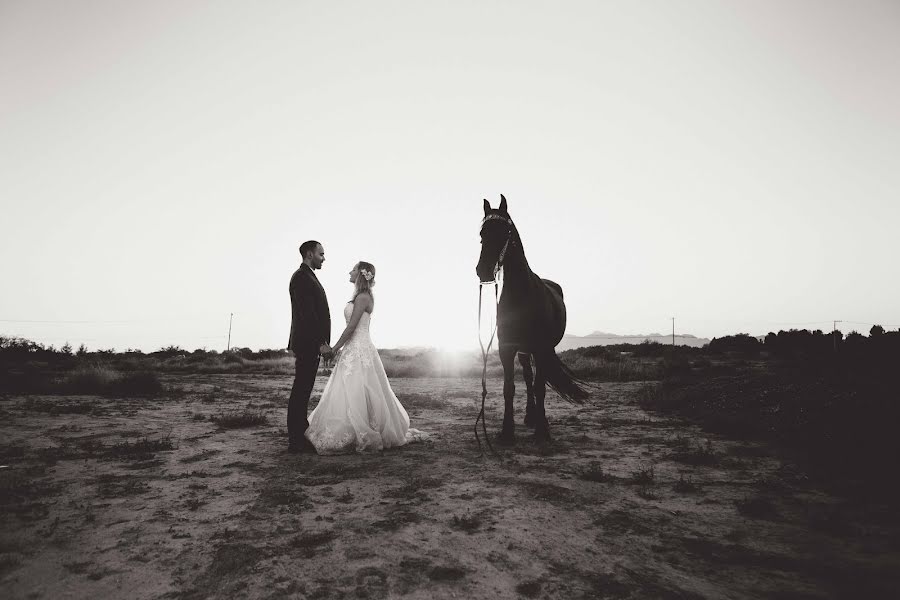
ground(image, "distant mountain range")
xmin=557 ymin=331 xmax=710 ymax=352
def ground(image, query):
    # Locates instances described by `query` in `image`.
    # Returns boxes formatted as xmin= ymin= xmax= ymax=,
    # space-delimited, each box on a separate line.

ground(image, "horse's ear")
xmin=499 ymin=194 xmax=508 ymax=214
xmin=483 ymin=199 xmax=491 ymax=216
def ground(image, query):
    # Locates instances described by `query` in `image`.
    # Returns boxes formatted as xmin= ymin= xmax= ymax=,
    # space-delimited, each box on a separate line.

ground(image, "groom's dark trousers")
xmin=287 ymin=263 xmax=331 ymax=446
xmin=287 ymin=348 xmax=320 ymax=441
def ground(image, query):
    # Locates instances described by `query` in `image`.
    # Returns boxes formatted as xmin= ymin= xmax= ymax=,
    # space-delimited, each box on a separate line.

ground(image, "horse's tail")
xmin=537 ymin=349 xmax=591 ymax=404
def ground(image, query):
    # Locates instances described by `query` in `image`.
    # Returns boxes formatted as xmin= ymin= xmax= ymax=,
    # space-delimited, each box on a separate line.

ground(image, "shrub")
xmin=57 ymin=366 xmax=165 ymax=397
xmin=61 ymin=365 xmax=120 ymax=394
xmin=708 ymin=333 xmax=761 ymax=355
xmin=558 ymin=347 xmax=664 ymax=381
xmin=111 ymin=371 xmax=164 ymax=396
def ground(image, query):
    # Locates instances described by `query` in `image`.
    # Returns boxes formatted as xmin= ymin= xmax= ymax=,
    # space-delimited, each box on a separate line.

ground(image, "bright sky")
xmin=2 ymin=0 xmax=899 ymax=352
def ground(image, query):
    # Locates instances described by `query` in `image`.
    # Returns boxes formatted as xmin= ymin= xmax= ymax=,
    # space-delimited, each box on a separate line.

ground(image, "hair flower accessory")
xmin=360 ymin=269 xmax=374 ymax=281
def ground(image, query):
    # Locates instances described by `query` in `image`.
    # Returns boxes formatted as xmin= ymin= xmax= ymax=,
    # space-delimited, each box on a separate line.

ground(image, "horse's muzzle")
xmin=476 ymin=264 xmax=496 ymax=284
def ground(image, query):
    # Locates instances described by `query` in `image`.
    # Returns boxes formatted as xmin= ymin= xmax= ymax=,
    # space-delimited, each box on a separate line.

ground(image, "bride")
xmin=305 ymin=261 xmax=424 ymax=454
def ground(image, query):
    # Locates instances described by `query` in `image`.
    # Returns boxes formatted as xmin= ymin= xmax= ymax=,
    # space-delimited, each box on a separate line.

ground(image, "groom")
xmin=287 ymin=240 xmax=332 ymax=453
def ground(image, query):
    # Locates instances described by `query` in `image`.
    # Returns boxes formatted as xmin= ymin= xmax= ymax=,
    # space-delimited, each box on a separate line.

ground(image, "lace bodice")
xmin=343 ymin=301 xmax=371 ymax=339
xmin=339 ymin=302 xmax=375 ymax=377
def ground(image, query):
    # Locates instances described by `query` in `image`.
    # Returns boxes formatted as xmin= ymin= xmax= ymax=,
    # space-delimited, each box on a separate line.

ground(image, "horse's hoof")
xmin=496 ymin=431 xmax=515 ymax=446
xmin=534 ymin=428 xmax=552 ymax=444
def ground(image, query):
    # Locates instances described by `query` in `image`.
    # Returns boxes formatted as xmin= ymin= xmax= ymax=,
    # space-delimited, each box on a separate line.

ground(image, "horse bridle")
xmin=475 ymin=212 xmax=515 ymax=456
xmin=480 ymin=213 xmax=515 ymax=282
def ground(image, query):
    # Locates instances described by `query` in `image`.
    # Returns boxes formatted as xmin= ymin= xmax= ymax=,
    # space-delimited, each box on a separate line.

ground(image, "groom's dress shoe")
xmin=288 ymin=438 xmax=318 ymax=454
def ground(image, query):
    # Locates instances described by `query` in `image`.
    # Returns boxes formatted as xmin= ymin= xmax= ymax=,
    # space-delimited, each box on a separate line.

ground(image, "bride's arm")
xmin=331 ymin=293 xmax=372 ymax=353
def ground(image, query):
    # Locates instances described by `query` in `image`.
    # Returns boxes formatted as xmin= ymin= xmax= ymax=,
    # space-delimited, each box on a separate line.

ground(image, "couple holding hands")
xmin=286 ymin=240 xmax=424 ymax=455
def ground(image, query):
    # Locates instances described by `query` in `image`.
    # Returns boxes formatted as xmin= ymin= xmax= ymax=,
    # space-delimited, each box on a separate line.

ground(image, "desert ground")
xmin=2 ymin=374 xmax=899 ymax=599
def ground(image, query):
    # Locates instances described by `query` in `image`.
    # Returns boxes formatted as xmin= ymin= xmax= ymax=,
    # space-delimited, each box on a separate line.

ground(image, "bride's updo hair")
xmin=353 ymin=261 xmax=376 ymax=301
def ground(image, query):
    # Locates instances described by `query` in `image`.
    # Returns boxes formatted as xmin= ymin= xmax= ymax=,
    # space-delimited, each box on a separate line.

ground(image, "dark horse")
xmin=476 ymin=195 xmax=589 ymax=443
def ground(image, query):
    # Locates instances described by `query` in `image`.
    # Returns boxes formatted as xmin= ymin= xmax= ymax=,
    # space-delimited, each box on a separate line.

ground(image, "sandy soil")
xmin=2 ymin=375 xmax=899 ymax=599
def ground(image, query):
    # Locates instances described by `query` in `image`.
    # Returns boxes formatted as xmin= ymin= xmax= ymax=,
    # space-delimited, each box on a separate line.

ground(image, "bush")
xmin=61 ymin=366 xmax=165 ymax=397
xmin=61 ymin=365 xmax=119 ymax=394
xmin=111 ymin=371 xmax=164 ymax=396
xmin=662 ymin=351 xmax=691 ymax=377
xmin=223 ymin=352 xmax=245 ymax=364
xmin=0 ymin=363 xmax=166 ymax=397
xmin=559 ymin=347 xmax=664 ymax=381
xmin=632 ymin=341 xmax=668 ymax=358
xmin=708 ymin=333 xmax=761 ymax=355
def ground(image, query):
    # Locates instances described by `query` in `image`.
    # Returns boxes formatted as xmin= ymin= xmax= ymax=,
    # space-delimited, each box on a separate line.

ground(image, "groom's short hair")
xmin=299 ymin=240 xmax=320 ymax=259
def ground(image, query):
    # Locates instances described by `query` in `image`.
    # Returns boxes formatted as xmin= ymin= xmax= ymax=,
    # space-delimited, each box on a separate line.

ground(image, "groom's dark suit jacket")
xmin=288 ymin=263 xmax=331 ymax=353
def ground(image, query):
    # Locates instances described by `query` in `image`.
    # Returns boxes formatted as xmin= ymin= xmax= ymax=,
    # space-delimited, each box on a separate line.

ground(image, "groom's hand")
xmin=319 ymin=343 xmax=332 ymax=356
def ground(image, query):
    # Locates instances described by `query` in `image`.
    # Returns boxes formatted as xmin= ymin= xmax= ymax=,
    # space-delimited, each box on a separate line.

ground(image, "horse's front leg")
xmin=497 ymin=345 xmax=517 ymax=445
xmin=519 ymin=353 xmax=536 ymax=428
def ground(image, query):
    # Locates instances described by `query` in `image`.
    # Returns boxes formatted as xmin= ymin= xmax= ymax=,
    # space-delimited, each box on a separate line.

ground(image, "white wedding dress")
xmin=305 ymin=302 xmax=425 ymax=455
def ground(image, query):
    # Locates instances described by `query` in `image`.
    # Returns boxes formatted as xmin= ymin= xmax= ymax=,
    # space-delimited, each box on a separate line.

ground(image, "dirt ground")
xmin=2 ymin=374 xmax=899 ymax=599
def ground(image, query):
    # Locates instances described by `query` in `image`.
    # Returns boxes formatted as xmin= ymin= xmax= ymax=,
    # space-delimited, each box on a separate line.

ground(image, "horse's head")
xmin=476 ymin=194 xmax=515 ymax=283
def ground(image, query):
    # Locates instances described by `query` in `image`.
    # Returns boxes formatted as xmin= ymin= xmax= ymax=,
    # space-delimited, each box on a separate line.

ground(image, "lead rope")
xmin=475 ymin=281 xmax=499 ymax=456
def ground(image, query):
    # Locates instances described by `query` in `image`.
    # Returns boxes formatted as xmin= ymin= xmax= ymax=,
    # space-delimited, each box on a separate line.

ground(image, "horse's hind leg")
xmin=533 ymin=356 xmax=551 ymax=443
xmin=496 ymin=345 xmax=517 ymax=445
xmin=519 ymin=353 xmax=536 ymax=428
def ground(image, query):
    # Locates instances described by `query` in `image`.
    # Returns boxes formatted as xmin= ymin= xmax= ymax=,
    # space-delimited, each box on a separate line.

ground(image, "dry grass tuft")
xmin=673 ymin=474 xmax=702 ymax=494
xmin=629 ymin=464 xmax=655 ymax=485
xmin=578 ymin=462 xmax=608 ymax=483
xmin=210 ymin=411 xmax=269 ymax=429
xmin=449 ymin=512 xmax=483 ymax=533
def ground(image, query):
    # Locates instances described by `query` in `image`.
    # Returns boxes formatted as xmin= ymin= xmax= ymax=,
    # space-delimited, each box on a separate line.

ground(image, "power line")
xmin=1 ymin=334 xmax=227 ymax=342
xmin=842 ymin=320 xmax=899 ymax=329
xmin=0 ymin=318 xmax=226 ymax=324
xmin=0 ymin=319 xmax=145 ymax=324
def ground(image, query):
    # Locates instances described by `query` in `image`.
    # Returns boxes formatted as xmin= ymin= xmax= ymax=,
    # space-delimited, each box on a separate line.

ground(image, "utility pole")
xmin=671 ymin=317 xmax=675 ymax=347
xmin=833 ymin=319 xmax=841 ymax=353
xmin=227 ymin=313 xmax=233 ymax=352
